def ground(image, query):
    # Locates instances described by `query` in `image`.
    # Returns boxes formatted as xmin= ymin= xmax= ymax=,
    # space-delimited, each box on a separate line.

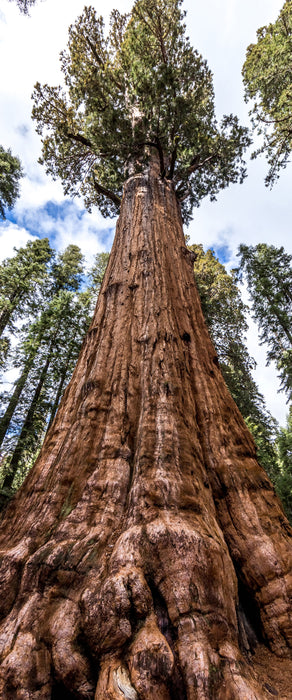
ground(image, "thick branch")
xmin=187 ymin=152 xmax=217 ymax=174
xmin=177 ymin=187 xmax=191 ymax=203
xmin=157 ymin=15 xmax=168 ymax=64
xmin=66 ymin=131 xmax=94 ymax=149
xmin=154 ymin=136 xmax=166 ymax=177
xmin=85 ymin=36 xmax=105 ymax=68
xmin=93 ymin=178 xmax=121 ymax=207
xmin=166 ymin=146 xmax=177 ymax=179
xmin=137 ymin=139 xmax=166 ymax=177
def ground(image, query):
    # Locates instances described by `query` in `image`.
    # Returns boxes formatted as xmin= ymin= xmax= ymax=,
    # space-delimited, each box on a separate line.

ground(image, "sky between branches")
xmin=0 ymin=0 xmax=291 ymax=423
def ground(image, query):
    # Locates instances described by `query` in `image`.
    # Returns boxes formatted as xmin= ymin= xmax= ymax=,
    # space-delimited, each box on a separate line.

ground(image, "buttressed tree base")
xmin=0 ymin=165 xmax=291 ymax=699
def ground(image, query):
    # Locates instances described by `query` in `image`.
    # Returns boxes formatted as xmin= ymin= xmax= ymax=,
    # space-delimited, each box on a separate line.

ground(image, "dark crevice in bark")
xmin=51 ymin=683 xmax=78 ymax=700
xmin=77 ymin=630 xmax=100 ymax=693
xmin=147 ymin=579 xmax=187 ymax=700
xmin=237 ymin=578 xmax=264 ymax=652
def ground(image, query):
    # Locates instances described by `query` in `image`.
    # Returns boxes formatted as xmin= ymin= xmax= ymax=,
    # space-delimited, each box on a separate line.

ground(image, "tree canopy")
xmin=32 ymin=0 xmax=251 ymax=222
xmin=0 ymin=146 xmax=23 ymax=219
xmin=242 ymin=0 xmax=292 ymax=185
xmin=237 ymin=243 xmax=292 ymax=401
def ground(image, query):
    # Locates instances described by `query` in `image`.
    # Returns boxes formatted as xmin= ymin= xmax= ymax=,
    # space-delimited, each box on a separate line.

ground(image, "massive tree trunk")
xmin=0 ymin=170 xmax=291 ymax=699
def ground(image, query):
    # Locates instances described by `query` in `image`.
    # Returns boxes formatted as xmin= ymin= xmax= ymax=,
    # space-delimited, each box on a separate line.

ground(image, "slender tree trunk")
xmin=264 ymin=292 xmax=292 ymax=346
xmin=0 ymin=287 xmax=27 ymax=338
xmin=0 ymin=171 xmax=291 ymax=699
xmin=46 ymin=342 xmax=75 ymax=432
xmin=2 ymin=352 xmax=52 ymax=491
xmin=0 ymin=347 xmax=39 ymax=450
xmin=0 ymin=315 xmax=64 ymax=453
xmin=0 ymin=308 xmax=11 ymax=338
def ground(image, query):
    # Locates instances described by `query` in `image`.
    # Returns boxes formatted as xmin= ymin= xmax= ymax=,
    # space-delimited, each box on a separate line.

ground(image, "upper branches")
xmin=32 ymin=0 xmax=251 ymax=222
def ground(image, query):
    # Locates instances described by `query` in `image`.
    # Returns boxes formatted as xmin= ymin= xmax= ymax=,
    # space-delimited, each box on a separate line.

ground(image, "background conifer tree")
xmin=0 ymin=145 xmax=23 ymax=220
xmin=0 ymin=238 xmax=53 ymax=368
xmin=242 ymin=0 xmax=292 ymax=185
xmin=191 ymin=244 xmax=278 ymax=478
xmin=237 ymin=243 xmax=292 ymax=401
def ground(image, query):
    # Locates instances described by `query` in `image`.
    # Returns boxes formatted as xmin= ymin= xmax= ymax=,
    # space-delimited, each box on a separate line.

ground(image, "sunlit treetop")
xmin=32 ymin=0 xmax=251 ymax=222
xmin=243 ymin=0 xmax=292 ymax=186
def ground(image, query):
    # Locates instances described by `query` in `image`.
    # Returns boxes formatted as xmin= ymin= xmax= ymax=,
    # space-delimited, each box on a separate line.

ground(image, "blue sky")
xmin=0 ymin=0 xmax=291 ymax=423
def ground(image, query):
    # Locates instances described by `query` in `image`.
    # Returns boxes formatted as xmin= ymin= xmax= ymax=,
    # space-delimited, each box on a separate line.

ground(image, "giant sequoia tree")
xmin=0 ymin=1 xmax=291 ymax=698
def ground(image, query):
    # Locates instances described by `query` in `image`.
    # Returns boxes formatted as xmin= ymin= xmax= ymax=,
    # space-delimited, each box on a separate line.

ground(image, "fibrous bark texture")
xmin=0 ymin=171 xmax=291 ymax=699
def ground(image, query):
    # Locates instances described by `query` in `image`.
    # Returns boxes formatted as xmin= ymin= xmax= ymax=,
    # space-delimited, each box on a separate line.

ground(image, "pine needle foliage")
xmin=0 ymin=146 xmax=23 ymax=220
xmin=242 ymin=0 xmax=292 ymax=185
xmin=32 ymin=0 xmax=251 ymax=223
xmin=237 ymin=243 xmax=292 ymax=402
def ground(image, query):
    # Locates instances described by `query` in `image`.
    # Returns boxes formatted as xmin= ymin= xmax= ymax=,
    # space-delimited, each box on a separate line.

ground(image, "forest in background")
xmin=0 ymin=237 xmax=291 ymax=521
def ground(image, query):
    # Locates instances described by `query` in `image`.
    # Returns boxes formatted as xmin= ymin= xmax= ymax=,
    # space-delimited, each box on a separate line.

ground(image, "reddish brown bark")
xmin=0 ymin=169 xmax=291 ymax=699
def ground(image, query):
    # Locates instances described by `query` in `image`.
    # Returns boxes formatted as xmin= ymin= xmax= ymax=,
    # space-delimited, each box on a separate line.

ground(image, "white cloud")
xmin=0 ymin=221 xmax=34 ymax=260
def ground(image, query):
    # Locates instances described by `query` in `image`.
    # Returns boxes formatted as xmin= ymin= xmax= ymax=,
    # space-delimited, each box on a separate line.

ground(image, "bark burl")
xmin=0 ymin=170 xmax=291 ymax=699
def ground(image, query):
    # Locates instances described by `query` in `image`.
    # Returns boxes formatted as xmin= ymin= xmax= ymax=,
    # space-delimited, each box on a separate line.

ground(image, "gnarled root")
xmin=0 ymin=515 xmax=268 ymax=699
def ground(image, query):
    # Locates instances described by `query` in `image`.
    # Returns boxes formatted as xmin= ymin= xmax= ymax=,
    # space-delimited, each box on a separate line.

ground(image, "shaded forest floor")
xmin=251 ymin=645 xmax=292 ymax=698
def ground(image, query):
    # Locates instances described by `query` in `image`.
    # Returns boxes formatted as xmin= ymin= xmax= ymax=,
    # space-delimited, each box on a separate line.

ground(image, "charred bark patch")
xmin=145 ymin=581 xmax=187 ymax=700
xmin=181 ymin=331 xmax=191 ymax=343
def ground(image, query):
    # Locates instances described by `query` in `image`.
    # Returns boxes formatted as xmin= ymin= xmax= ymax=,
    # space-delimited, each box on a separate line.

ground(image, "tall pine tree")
xmin=237 ymin=243 xmax=292 ymax=401
xmin=0 ymin=238 xmax=53 ymax=368
xmin=0 ymin=245 xmax=84 ymax=490
xmin=242 ymin=0 xmax=292 ymax=185
xmin=0 ymin=146 xmax=23 ymax=220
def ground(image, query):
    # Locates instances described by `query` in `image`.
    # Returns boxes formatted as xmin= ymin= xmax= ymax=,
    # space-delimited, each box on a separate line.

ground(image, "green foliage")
xmin=242 ymin=0 xmax=292 ymax=185
xmin=51 ymin=244 xmax=84 ymax=293
xmin=0 ymin=237 xmax=53 ymax=332
xmin=0 ymin=238 xmax=53 ymax=368
xmin=32 ymin=0 xmax=250 ymax=223
xmin=191 ymin=244 xmax=278 ymax=477
xmin=0 ymin=146 xmax=23 ymax=219
xmin=1 ymin=288 xmax=92 ymax=490
xmin=274 ymin=407 xmax=292 ymax=522
xmin=88 ymin=251 xmax=109 ymax=297
xmin=0 ymin=246 xmax=108 ymax=493
xmin=237 ymin=243 xmax=292 ymax=401
xmin=244 ymin=416 xmax=278 ymax=482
